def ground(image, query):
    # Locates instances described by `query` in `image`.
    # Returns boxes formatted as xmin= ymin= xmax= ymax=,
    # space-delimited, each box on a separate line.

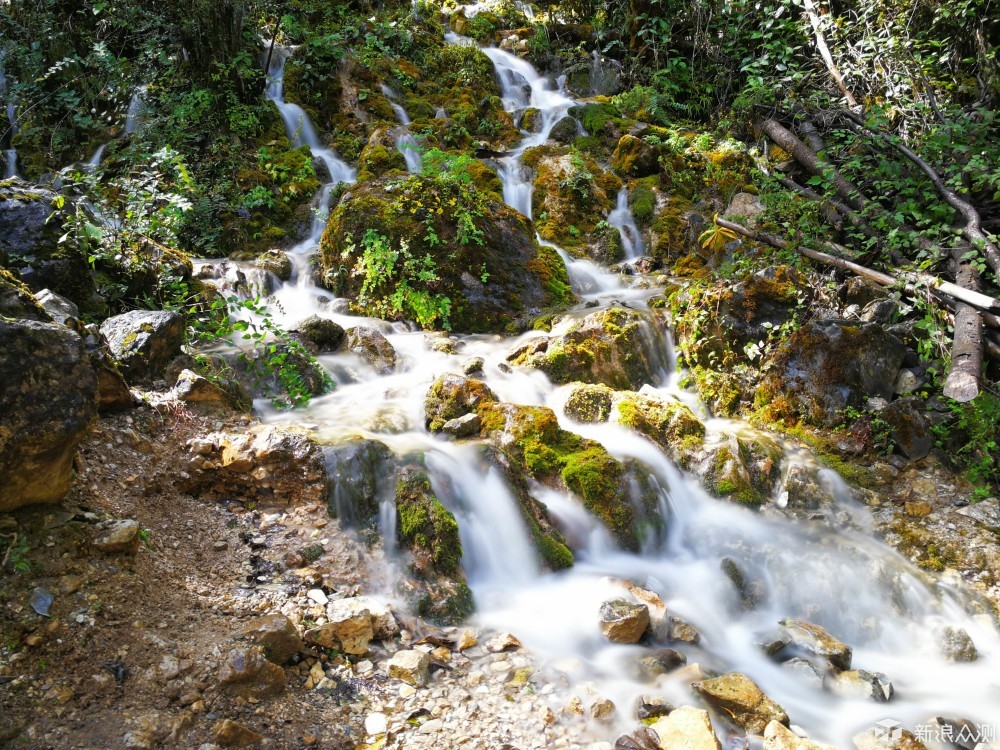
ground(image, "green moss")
xmin=395 ymin=469 xmax=463 ymax=575
xmin=615 ymin=393 xmax=706 ymax=465
xmin=415 ymin=579 xmax=475 ymax=625
xmin=537 ymin=534 xmax=574 ymax=570
xmin=630 ymin=183 xmax=656 ymax=225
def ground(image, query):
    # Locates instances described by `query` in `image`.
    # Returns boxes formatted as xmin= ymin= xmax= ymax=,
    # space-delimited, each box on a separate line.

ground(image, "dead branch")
xmin=801 ymin=0 xmax=859 ymax=107
xmin=943 ymin=244 xmax=984 ymax=401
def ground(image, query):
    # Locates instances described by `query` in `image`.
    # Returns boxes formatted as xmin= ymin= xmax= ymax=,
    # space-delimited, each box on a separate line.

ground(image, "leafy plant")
xmin=698 ymin=215 xmax=739 ymax=253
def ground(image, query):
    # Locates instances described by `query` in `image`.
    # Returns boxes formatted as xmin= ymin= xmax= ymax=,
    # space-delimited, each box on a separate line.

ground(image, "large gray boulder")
xmin=0 ymin=318 xmax=97 ymax=511
xmin=99 ymin=309 xmax=185 ymax=382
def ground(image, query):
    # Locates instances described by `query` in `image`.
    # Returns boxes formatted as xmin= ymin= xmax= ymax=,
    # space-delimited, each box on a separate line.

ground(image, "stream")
xmin=200 ymin=36 xmax=999 ymax=749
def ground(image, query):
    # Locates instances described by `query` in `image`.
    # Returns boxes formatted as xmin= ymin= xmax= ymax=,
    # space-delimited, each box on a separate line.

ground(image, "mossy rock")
xmin=357 ymin=127 xmax=408 ymax=179
xmin=527 ymin=146 xmax=622 ymax=251
xmin=630 ymin=182 xmax=657 ymax=226
xmin=320 ymin=175 xmax=574 ymax=333
xmin=395 ymin=466 xmax=463 ymax=576
xmin=477 ymin=401 xmax=641 ymax=550
xmin=611 ymin=135 xmax=660 ymax=178
xmin=0 ymin=268 xmax=49 ymax=321
xmin=521 ymin=107 xmax=542 ymax=133
xmin=615 ymin=392 xmax=706 ymax=468
xmin=322 ymin=437 xmax=397 ymax=529
xmin=507 ymin=307 xmax=670 ymax=391
xmin=566 ymin=102 xmax=622 ymax=154
xmin=563 ymin=383 xmax=616 ymax=423
xmin=424 ymin=374 xmax=498 ymax=433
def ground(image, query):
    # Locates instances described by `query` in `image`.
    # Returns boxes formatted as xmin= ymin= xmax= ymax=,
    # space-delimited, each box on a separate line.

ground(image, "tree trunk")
xmin=943 ymin=245 xmax=984 ymax=402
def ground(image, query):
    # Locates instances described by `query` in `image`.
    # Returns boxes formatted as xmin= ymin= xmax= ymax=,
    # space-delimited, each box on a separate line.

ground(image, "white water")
xmin=191 ymin=34 xmax=1000 ymax=750
xmin=380 ymin=84 xmax=423 ymax=174
xmin=1 ymin=53 xmax=20 ymax=179
xmin=608 ymin=187 xmax=646 ymax=259
xmin=124 ymin=86 xmax=146 ymax=135
xmin=85 ymin=143 xmax=106 ymax=172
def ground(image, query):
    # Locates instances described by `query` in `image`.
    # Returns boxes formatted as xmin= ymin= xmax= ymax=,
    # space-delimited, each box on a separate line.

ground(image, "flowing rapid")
xmin=200 ymin=35 xmax=999 ymax=749
xmin=1 ymin=53 xmax=20 ymax=179
xmin=380 ymin=84 xmax=423 ymax=174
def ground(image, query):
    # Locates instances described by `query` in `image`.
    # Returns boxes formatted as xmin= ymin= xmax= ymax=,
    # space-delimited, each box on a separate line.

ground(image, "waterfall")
xmin=123 ymin=86 xmax=146 ymax=135
xmin=1 ymin=53 xmax=20 ymax=179
xmin=607 ymin=187 xmax=646 ymax=259
xmin=380 ymin=84 xmax=423 ymax=174
xmin=85 ymin=143 xmax=106 ymax=173
xmin=180 ymin=32 xmax=1000 ymax=749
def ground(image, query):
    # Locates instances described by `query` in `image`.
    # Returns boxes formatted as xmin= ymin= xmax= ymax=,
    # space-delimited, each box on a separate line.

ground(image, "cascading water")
xmin=1 ymin=53 xmax=20 ymax=179
xmin=85 ymin=143 xmax=106 ymax=172
xmin=188 ymin=30 xmax=1000 ymax=750
xmin=380 ymin=84 xmax=423 ymax=174
xmin=607 ymin=187 xmax=646 ymax=259
xmin=124 ymin=86 xmax=146 ymax=135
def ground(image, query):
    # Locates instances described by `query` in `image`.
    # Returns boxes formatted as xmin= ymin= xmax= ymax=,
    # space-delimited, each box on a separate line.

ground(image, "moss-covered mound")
xmin=319 ymin=170 xmax=574 ymax=333
xmin=507 ymin=307 xmax=670 ymax=390
xmin=524 ymin=145 xmax=622 ymax=255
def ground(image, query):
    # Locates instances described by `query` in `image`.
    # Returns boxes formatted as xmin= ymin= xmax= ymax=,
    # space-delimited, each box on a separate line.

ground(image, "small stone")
xmin=364 ymin=713 xmax=388 ymax=735
xmin=457 ymin=629 xmax=478 ymax=651
xmin=636 ymin=695 xmax=673 ymax=721
xmin=486 ymin=632 xmax=522 ymax=652
xmin=539 ymin=706 xmax=557 ymax=725
xmin=398 ymin=684 xmax=416 ymax=698
xmin=831 ymin=669 xmax=894 ymax=702
xmin=764 ymin=721 xmax=835 ymax=750
xmin=599 ymin=598 xmax=649 ymax=644
xmin=590 ymin=697 xmax=616 ymax=722
xmin=668 ymin=615 xmax=701 ymax=644
xmin=441 ymin=412 xmax=481 ymax=438
xmin=781 ymin=657 xmax=824 ymax=689
xmin=388 ymin=649 xmax=431 ymax=686
xmin=216 ymin=647 xmax=286 ymax=700
xmin=563 ymin=696 xmax=585 ymax=716
xmin=212 ymin=719 xmax=263 ymax=747
xmin=92 ymin=519 xmax=141 ymax=554
xmin=904 ymin=500 xmax=932 ymax=517
xmin=461 ymin=356 xmax=485 ymax=375
xmin=306 ymin=588 xmax=328 ymax=606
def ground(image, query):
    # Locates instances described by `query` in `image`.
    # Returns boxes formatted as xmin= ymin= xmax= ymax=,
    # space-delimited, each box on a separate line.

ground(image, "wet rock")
xmin=611 ymin=135 xmax=659 ymax=178
xmin=882 ymin=397 xmax=933 ymax=460
xmin=92 ymin=519 xmax=141 ymax=554
xmin=217 ymin=647 xmax=286 ymax=700
xmin=346 ymin=326 xmax=396 ymax=374
xmin=615 ymin=727 xmax=660 ymax=750
xmin=549 ymin=115 xmax=579 ymax=144
xmin=306 ymin=602 xmax=373 ymax=655
xmin=757 ymin=629 xmax=792 ymax=655
xmin=1 ymin=269 xmax=50 ymax=320
xmin=181 ymin=426 xmax=326 ymax=506
xmin=631 ymin=648 xmax=687 ymax=680
xmin=322 ymin=438 xmax=396 ymax=527
xmin=461 ymin=356 xmax=485 ymax=375
xmin=829 ymin=669 xmax=893 ymax=702
xmin=297 ymin=315 xmax=345 ymax=353
xmin=853 ymin=728 xmax=927 ymax=750
xmin=763 ymin=320 xmax=906 ymax=427
xmin=34 ymin=288 xmax=79 ymax=325
xmin=781 ymin=463 xmax=836 ymax=511
xmin=721 ymin=557 xmax=762 ymax=610
xmin=564 ymin=383 xmax=616 ymax=423
xmin=329 ymin=596 xmax=399 ymax=640
xmin=764 ymin=721 xmax=835 ymax=750
xmin=590 ymin=697 xmax=616 ymax=721
xmin=615 ymin=391 xmax=706 ymax=466
xmin=441 ymin=412 xmax=482 ymax=438
xmin=668 ymin=615 xmax=701 ymax=644
xmin=938 ymin=625 xmax=978 ymax=662
xmin=212 ymin=719 xmax=263 ymax=747
xmin=648 ymin=706 xmax=722 ymax=750
xmin=0 ymin=317 xmax=97 ymax=511
xmin=255 ymin=249 xmax=293 ymax=281
xmin=781 ymin=657 xmax=825 ymax=688
xmin=239 ymin=614 xmax=302 ymax=665
xmin=599 ymin=598 xmax=650 ymax=643
xmin=173 ymin=369 xmax=233 ymax=408
xmin=388 ymin=649 xmax=431 ymax=686
xmin=100 ymin=310 xmax=185 ymax=382
xmin=486 ymin=633 xmax=522 ymax=652
xmin=636 ymin=695 xmax=674 ymax=721
xmin=424 ymin=374 xmax=497 ymax=432
xmin=693 ymin=672 xmax=789 ymax=734
xmin=904 ymin=500 xmax=932 ymax=517
xmin=778 ymin=618 xmax=852 ymax=670
xmin=507 ymin=307 xmax=670 ymax=390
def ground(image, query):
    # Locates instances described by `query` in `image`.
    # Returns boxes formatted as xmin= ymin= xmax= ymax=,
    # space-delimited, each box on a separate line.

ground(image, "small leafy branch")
xmin=1 ymin=533 xmax=31 ymax=574
xmin=698 ymin=214 xmax=739 ymax=253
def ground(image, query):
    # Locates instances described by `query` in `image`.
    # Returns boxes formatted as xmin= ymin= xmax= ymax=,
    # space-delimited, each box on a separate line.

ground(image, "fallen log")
xmin=943 ymin=246 xmax=984 ymax=401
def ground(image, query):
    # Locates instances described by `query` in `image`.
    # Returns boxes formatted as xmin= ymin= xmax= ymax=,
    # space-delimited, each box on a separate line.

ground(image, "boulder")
xmin=0 ymin=180 xmax=102 ymax=314
xmin=441 ymin=412 xmax=482 ymax=438
xmin=724 ymin=192 xmax=765 ymax=223
xmin=424 ymin=374 xmax=498 ymax=433
xmin=852 ymin=728 xmax=927 ymax=750
xmin=631 ymin=649 xmax=687 ymax=680
xmin=564 ymin=383 xmax=616 ymax=423
xmin=648 ymin=706 xmax=722 ymax=750
xmin=0 ymin=317 xmax=97 ymax=511
xmin=778 ymin=618 xmax=852 ymax=670
xmin=507 ymin=307 xmax=670 ymax=390
xmin=217 ymin=647 xmax=286 ymax=699
xmin=882 ymin=397 xmax=933 ymax=460
xmin=322 ymin=438 xmax=396 ymax=527
xmin=181 ymin=426 xmax=327 ymax=506
xmin=239 ymin=614 xmax=302 ymax=665
xmin=346 ymin=326 xmax=396 ymax=374
xmin=172 ymin=369 xmax=234 ymax=408
xmin=762 ymin=320 xmax=907 ymax=427
xmin=320 ymin=175 xmax=573 ymax=333
xmin=388 ymin=649 xmax=431 ymax=686
xmin=327 ymin=597 xmax=398 ymax=641
xmin=297 ymin=315 xmax=346 ymax=353
xmin=693 ymin=673 xmax=789 ymax=734
xmin=254 ymin=249 xmax=293 ymax=281
xmin=599 ymin=598 xmax=650 ymax=643
xmin=99 ymin=310 xmax=185 ymax=382
xmin=81 ymin=325 xmax=134 ymax=412
xmin=611 ymin=135 xmax=660 ymax=178
xmin=306 ymin=602 xmax=373 ymax=655
xmin=937 ymin=626 xmax=977 ymax=662
xmin=34 ymin=288 xmax=79 ymax=325
xmin=1 ymin=269 xmax=49 ymax=320
xmin=549 ymin=115 xmax=579 ymax=144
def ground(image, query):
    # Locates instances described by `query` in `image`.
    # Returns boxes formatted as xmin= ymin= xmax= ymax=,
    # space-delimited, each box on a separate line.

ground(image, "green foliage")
xmin=345 ymin=229 xmax=452 ymax=331
xmin=934 ymin=393 xmax=1000 ymax=498
xmin=0 ymin=533 xmax=31 ymax=574
xmin=557 ymin=152 xmax=596 ymax=204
